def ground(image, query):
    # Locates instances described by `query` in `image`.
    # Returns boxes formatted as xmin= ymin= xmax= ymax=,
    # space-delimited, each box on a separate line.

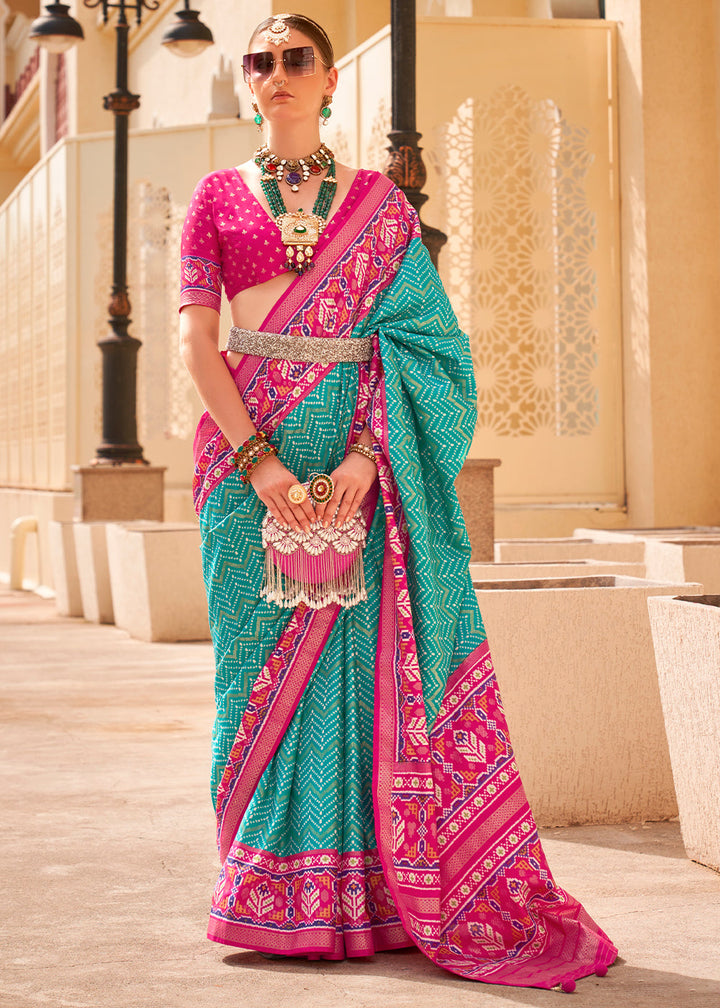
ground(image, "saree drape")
xmin=193 ymin=172 xmax=617 ymax=988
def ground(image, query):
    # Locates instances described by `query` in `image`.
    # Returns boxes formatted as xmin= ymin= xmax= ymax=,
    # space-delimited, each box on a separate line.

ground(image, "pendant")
xmin=277 ymin=211 xmax=322 ymax=275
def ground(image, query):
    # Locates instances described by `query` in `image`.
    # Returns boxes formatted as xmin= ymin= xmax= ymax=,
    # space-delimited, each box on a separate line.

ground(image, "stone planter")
xmin=73 ymin=522 xmax=114 ymax=624
xmin=48 ymin=521 xmax=83 ymax=617
xmin=574 ymin=526 xmax=720 ymax=592
xmin=470 ymin=559 xmax=644 ymax=582
xmin=455 ymin=458 xmax=501 ymax=561
xmin=105 ymin=521 xmax=210 ymax=643
xmin=648 ymin=595 xmax=720 ymax=871
xmin=475 ymin=575 xmax=702 ymax=826
xmin=495 ymin=537 xmax=645 ymax=565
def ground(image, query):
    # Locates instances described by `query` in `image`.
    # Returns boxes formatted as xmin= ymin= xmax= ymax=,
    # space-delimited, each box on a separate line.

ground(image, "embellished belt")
xmin=226 ymin=326 xmax=373 ymax=364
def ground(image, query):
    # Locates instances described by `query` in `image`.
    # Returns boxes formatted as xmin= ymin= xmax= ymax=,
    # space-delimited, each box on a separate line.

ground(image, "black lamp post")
xmin=30 ymin=2 xmax=213 ymax=465
xmin=385 ymin=0 xmax=446 ymax=267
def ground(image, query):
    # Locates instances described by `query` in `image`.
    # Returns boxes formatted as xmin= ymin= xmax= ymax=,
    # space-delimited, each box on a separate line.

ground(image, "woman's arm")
xmin=180 ymin=305 xmax=316 ymax=532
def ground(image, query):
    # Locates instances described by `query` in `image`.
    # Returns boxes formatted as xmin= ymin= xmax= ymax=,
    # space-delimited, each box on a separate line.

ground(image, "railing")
xmin=3 ymin=47 xmax=39 ymax=123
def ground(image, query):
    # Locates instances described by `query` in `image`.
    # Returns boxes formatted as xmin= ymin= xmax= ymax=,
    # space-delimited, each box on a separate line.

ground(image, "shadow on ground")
xmin=222 ymin=949 xmax=720 ymax=1007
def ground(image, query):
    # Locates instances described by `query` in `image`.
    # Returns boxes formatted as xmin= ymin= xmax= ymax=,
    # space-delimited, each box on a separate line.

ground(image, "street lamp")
xmin=30 ymin=2 xmax=214 ymax=465
xmin=385 ymin=0 xmax=446 ymax=268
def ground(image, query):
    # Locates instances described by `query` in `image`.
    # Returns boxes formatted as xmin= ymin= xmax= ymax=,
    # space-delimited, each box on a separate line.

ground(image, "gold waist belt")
xmin=226 ymin=327 xmax=374 ymax=364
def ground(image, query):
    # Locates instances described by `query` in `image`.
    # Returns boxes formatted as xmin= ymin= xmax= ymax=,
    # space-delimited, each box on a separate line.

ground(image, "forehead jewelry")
xmin=263 ymin=15 xmax=291 ymax=47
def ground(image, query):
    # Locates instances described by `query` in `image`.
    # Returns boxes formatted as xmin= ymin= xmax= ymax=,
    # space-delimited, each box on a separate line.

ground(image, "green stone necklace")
xmin=259 ymin=158 xmax=337 ymax=275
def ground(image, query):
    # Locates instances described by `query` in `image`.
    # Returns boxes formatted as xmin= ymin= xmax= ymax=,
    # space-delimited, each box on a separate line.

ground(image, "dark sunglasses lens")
xmin=244 ymin=52 xmax=274 ymax=79
xmin=284 ymin=46 xmax=315 ymax=76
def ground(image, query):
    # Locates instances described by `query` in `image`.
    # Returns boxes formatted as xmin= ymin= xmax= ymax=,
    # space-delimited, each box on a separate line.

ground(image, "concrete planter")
xmin=574 ymin=526 xmax=720 ymax=592
xmin=495 ymin=537 xmax=645 ymax=565
xmin=470 ymin=559 xmax=644 ymax=582
xmin=455 ymin=458 xmax=501 ymax=561
xmin=73 ymin=522 xmax=114 ymax=624
xmin=648 ymin=595 xmax=720 ymax=871
xmin=48 ymin=521 xmax=83 ymax=617
xmin=475 ymin=575 xmax=702 ymax=827
xmin=105 ymin=522 xmax=210 ymax=643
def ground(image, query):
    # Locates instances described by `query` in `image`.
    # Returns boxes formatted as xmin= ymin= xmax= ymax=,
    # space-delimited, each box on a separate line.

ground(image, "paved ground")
xmin=1 ymin=585 xmax=719 ymax=1008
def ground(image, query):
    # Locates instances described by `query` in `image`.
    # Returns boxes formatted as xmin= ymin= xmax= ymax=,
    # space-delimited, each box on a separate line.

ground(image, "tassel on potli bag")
xmin=261 ymin=473 xmax=369 ymax=610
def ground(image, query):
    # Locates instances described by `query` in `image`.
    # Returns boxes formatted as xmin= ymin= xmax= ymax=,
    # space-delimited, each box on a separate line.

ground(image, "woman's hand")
xmin=248 ymin=455 xmax=316 ymax=533
xmin=314 ymin=450 xmax=378 ymax=528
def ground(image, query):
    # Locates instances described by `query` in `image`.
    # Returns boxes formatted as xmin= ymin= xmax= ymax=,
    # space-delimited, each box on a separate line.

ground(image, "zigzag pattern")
xmin=200 ymin=367 xmax=385 ymax=849
xmin=358 ymin=237 xmax=488 ymax=725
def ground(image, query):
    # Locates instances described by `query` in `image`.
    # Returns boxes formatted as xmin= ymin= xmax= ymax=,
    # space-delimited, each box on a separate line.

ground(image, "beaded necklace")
xmin=259 ymin=158 xmax=337 ymax=275
xmin=254 ymin=142 xmax=333 ymax=192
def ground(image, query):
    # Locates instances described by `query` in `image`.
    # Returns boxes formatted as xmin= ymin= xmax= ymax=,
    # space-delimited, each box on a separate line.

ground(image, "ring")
xmin=287 ymin=484 xmax=308 ymax=504
xmin=308 ymin=473 xmax=334 ymax=504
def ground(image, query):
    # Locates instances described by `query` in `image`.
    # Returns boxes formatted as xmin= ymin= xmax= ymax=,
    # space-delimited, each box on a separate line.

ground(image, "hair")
xmin=249 ymin=14 xmax=335 ymax=68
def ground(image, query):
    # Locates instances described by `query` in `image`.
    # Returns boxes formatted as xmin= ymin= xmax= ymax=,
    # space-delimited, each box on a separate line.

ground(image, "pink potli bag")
xmin=261 ymin=473 xmax=370 ymax=610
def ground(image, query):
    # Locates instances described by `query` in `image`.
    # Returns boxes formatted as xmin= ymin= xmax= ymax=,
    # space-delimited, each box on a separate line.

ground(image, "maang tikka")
xmin=263 ymin=15 xmax=291 ymax=47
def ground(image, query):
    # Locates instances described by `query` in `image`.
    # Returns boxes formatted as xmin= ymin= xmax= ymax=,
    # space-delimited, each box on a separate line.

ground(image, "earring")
xmin=320 ymin=95 xmax=332 ymax=124
xmin=252 ymin=101 xmax=263 ymax=130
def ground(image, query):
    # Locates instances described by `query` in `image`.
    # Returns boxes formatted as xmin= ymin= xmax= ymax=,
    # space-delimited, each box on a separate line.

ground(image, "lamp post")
xmin=30 ymin=2 xmax=213 ymax=466
xmin=385 ymin=0 xmax=446 ymax=268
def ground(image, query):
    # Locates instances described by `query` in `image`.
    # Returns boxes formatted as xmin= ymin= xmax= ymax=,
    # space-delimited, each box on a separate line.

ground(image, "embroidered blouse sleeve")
xmin=179 ymin=176 xmax=223 ymax=313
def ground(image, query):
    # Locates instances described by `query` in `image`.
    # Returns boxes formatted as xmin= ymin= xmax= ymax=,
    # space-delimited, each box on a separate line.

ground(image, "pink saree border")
xmin=192 ymin=172 xmax=401 ymax=515
xmin=208 ymin=844 xmax=411 ymax=958
xmin=215 ymin=602 xmax=338 ymax=862
xmin=367 ymin=381 xmax=617 ymax=989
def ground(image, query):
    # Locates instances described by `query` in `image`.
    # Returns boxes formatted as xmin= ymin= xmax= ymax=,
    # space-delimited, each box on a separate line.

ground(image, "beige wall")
xmin=607 ymin=0 xmax=720 ymax=527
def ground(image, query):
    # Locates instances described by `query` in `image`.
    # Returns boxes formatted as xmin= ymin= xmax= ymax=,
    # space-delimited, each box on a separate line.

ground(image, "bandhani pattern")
xmin=195 ymin=179 xmax=617 ymax=986
xmin=361 ymin=239 xmax=616 ymax=986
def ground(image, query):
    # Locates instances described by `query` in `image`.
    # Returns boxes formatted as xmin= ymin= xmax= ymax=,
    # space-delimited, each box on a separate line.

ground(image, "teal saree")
xmin=192 ymin=171 xmax=616 ymax=988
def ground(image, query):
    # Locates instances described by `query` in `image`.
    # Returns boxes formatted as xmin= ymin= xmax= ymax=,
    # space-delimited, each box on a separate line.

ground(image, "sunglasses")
xmin=242 ymin=46 xmax=324 ymax=82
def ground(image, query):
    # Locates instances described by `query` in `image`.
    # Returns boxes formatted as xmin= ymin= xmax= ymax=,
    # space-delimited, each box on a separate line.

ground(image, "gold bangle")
xmin=347 ymin=442 xmax=376 ymax=465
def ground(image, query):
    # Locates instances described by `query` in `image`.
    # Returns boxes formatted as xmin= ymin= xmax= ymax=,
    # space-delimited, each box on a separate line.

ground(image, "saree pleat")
xmin=195 ymin=178 xmax=617 ymax=984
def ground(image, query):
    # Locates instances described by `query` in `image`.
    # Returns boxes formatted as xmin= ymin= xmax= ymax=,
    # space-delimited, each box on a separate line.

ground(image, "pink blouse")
xmin=179 ymin=167 xmax=378 ymax=313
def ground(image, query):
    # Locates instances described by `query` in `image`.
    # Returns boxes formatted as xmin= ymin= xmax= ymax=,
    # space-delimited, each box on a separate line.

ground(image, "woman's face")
xmin=246 ymin=27 xmax=337 ymax=126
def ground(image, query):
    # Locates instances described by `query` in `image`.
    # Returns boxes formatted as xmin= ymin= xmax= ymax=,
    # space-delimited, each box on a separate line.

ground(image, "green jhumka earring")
xmin=320 ymin=95 xmax=332 ymax=124
xmin=252 ymin=101 xmax=264 ymax=129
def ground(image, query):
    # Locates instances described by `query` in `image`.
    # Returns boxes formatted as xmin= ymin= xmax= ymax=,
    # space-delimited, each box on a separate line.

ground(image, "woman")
xmin=180 ymin=12 xmax=617 ymax=991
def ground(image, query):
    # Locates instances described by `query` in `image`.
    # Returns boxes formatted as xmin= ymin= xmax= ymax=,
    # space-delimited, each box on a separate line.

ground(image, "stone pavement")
xmin=1 ymin=585 xmax=719 ymax=1008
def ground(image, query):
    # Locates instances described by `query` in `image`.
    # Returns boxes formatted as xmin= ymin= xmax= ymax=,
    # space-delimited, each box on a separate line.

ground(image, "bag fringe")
xmin=262 ymin=546 xmax=367 ymax=610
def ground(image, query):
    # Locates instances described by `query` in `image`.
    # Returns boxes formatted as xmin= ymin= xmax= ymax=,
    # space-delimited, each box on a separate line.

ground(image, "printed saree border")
xmin=208 ymin=843 xmax=412 ymax=958
xmin=216 ymin=602 xmax=339 ymax=863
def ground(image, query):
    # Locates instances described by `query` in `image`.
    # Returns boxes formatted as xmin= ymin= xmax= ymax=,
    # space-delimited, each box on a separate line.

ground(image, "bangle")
xmin=232 ymin=431 xmax=278 ymax=484
xmin=347 ymin=442 xmax=376 ymax=465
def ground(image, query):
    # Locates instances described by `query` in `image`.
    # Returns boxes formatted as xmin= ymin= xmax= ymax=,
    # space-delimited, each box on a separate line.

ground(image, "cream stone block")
xmin=495 ymin=538 xmax=645 ymax=564
xmin=73 ymin=466 xmax=165 ymax=523
xmin=648 ymin=595 xmax=720 ymax=872
xmin=475 ymin=575 xmax=702 ymax=826
xmin=470 ymin=560 xmax=645 ymax=582
xmin=642 ymin=539 xmax=720 ymax=594
xmin=73 ymin=522 xmax=114 ymax=624
xmin=105 ymin=522 xmax=209 ymax=643
xmin=455 ymin=459 xmax=502 ymax=562
xmin=574 ymin=526 xmax=720 ymax=543
xmin=48 ymin=521 xmax=83 ymax=617
xmin=573 ymin=527 xmax=720 ymax=592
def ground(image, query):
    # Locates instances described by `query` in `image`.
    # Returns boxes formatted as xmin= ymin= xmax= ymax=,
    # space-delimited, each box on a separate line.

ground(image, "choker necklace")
xmin=254 ymin=142 xmax=334 ymax=193
xmin=259 ymin=158 xmax=338 ymax=275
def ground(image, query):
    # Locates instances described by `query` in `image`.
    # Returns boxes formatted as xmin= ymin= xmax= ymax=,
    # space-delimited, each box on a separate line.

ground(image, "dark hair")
xmin=249 ymin=14 xmax=335 ymax=68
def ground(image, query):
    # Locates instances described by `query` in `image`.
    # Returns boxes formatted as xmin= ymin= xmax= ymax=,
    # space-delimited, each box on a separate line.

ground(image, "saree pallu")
xmin=194 ymin=174 xmax=617 ymax=988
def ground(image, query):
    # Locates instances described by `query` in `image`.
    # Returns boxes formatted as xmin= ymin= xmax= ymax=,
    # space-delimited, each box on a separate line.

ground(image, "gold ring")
xmin=287 ymin=483 xmax=308 ymax=504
